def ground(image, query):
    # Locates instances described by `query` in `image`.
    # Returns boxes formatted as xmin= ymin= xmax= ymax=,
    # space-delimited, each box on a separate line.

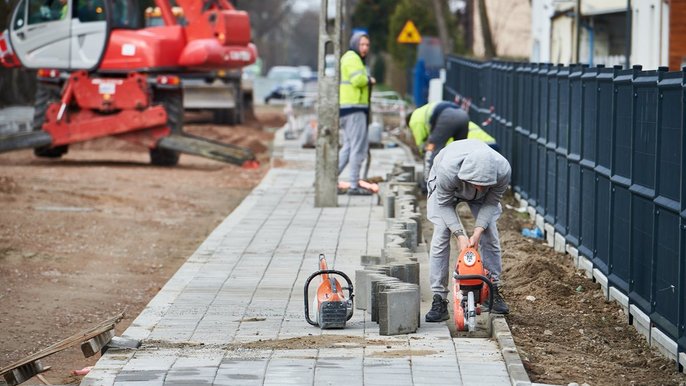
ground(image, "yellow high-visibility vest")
xmin=339 ymin=50 xmax=370 ymax=107
xmin=468 ymin=121 xmax=496 ymax=144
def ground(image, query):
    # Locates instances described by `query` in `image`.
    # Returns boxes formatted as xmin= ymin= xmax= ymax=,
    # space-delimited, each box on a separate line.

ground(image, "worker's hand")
xmin=369 ymin=76 xmax=376 ymax=85
xmin=456 ymin=234 xmax=469 ymax=252
xmin=469 ymin=227 xmax=485 ymax=248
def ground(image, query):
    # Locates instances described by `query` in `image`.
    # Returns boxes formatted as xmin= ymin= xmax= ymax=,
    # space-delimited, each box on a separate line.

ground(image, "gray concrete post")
xmin=315 ymin=0 xmax=342 ymax=207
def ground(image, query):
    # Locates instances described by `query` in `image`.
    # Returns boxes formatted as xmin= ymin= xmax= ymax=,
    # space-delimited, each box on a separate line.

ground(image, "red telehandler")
xmin=0 ymin=0 xmax=259 ymax=167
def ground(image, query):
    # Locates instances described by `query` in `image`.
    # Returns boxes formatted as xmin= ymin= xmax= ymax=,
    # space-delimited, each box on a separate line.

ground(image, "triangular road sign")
xmin=397 ymin=20 xmax=421 ymax=44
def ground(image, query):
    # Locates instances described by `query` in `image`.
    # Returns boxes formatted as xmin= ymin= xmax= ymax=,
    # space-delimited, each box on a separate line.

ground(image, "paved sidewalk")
xmin=82 ymin=129 xmax=511 ymax=386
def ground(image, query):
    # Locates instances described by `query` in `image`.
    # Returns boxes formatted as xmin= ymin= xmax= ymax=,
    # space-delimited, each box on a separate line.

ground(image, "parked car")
xmin=264 ymin=66 xmax=304 ymax=104
xmin=298 ymin=65 xmax=316 ymax=82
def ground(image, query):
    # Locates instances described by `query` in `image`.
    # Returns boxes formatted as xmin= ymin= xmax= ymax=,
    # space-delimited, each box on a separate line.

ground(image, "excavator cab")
xmin=8 ymin=0 xmax=111 ymax=70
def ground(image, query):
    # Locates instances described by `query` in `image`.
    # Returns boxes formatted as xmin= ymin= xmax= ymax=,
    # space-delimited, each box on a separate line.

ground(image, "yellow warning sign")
xmin=397 ymin=20 xmax=422 ymax=44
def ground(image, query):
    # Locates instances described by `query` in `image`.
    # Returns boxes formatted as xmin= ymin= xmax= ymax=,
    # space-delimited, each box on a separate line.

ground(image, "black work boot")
xmin=485 ymin=285 xmax=509 ymax=314
xmin=425 ymin=294 xmax=449 ymax=322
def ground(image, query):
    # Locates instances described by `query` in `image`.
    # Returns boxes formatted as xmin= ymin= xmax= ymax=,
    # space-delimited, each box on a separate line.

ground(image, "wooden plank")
xmin=0 ymin=312 xmax=124 ymax=377
xmin=80 ymin=329 xmax=115 ymax=358
xmin=2 ymin=361 xmax=46 ymax=386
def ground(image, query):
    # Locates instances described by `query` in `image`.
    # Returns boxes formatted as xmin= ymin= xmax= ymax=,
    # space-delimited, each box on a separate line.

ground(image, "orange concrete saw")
xmin=304 ymin=254 xmax=354 ymax=329
xmin=453 ymin=247 xmax=495 ymax=332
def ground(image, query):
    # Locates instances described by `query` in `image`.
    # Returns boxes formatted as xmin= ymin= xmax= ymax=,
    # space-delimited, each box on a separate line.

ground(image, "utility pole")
xmin=315 ymin=0 xmax=342 ymax=207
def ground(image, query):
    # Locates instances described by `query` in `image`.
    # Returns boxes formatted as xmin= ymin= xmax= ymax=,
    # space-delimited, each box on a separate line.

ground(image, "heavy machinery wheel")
xmin=150 ymin=88 xmax=183 ymax=166
xmin=33 ymin=82 xmax=69 ymax=158
xmin=212 ymin=83 xmax=242 ymax=125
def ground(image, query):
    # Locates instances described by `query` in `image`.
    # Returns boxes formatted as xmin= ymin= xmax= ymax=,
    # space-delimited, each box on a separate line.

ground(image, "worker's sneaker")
xmin=347 ymin=186 xmax=373 ymax=196
xmin=484 ymin=286 xmax=509 ymax=314
xmin=425 ymin=294 xmax=449 ymax=322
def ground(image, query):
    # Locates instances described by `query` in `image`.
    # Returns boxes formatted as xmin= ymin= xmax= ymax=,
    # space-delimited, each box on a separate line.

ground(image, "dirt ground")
xmin=448 ymin=193 xmax=686 ymax=386
xmin=0 ymin=107 xmax=281 ymax=385
xmin=2 ymin=108 xmax=686 ymax=386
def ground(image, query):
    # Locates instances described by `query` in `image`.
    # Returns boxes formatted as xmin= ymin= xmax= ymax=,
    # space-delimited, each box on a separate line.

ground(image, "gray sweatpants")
xmin=429 ymin=201 xmax=503 ymax=299
xmin=338 ymin=112 xmax=368 ymax=188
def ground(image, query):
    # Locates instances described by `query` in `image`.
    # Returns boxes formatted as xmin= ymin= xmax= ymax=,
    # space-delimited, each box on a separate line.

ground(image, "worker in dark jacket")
xmin=406 ymin=101 xmax=469 ymax=183
xmin=424 ymin=139 xmax=511 ymax=322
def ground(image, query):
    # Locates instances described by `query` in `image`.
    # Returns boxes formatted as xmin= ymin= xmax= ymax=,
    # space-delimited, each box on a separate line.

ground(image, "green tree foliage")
xmin=388 ymin=0 xmax=437 ymax=68
xmin=351 ymin=0 xmax=396 ymax=53
xmin=355 ymin=0 xmax=466 ymax=69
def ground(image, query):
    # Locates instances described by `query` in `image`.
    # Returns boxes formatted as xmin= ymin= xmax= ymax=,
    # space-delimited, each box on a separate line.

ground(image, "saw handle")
xmin=452 ymin=273 xmax=494 ymax=313
xmin=304 ymin=269 xmax=354 ymax=326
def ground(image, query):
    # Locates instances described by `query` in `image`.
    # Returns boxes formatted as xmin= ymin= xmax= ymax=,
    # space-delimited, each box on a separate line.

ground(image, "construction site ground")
xmin=0 ymin=105 xmax=684 ymax=385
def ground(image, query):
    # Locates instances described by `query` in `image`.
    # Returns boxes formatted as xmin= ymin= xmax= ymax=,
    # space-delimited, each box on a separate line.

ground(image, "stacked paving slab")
xmin=356 ymin=163 xmax=423 ymax=335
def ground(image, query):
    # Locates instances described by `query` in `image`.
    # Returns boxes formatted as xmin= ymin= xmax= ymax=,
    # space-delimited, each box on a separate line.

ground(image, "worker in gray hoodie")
xmin=425 ymin=139 xmax=511 ymax=322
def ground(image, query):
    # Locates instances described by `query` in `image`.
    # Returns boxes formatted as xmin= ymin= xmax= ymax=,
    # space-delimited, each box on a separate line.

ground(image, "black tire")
xmin=243 ymin=91 xmax=256 ymax=123
xmin=33 ymin=82 xmax=69 ymax=158
xmin=150 ymin=88 xmax=183 ymax=166
xmin=212 ymin=83 xmax=243 ymax=125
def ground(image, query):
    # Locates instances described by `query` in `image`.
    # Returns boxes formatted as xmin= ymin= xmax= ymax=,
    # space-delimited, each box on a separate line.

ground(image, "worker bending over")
xmin=424 ymin=139 xmax=511 ymax=322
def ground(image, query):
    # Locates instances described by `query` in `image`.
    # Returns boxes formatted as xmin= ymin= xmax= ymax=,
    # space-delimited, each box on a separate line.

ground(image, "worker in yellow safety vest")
xmin=338 ymin=31 xmax=375 ymax=195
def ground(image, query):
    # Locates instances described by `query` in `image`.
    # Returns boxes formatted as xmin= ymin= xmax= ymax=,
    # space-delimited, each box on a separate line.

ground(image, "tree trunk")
xmin=477 ymin=0 xmax=496 ymax=58
xmin=431 ymin=0 xmax=453 ymax=54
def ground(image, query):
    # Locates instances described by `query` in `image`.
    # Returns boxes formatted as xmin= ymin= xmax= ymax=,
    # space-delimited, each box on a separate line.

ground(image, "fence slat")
xmin=608 ymin=67 xmax=638 ymax=294
xmin=579 ymin=66 xmax=600 ymax=262
xmin=650 ymin=69 xmax=683 ymax=342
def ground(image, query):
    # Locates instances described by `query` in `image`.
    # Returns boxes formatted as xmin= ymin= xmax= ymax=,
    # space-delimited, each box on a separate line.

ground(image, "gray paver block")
xmin=566 ymin=244 xmax=579 ymax=267
xmin=577 ymin=255 xmax=594 ymax=279
xmin=378 ymin=285 xmax=420 ymax=335
xmin=609 ymin=286 xmax=629 ymax=316
xmin=535 ymin=214 xmax=545 ymax=232
xmin=680 ymin=352 xmax=686 ymax=373
xmin=544 ymin=223 xmax=555 ymax=247
xmin=371 ymin=277 xmax=401 ymax=322
xmin=355 ymin=268 xmax=387 ymax=310
xmin=553 ymin=232 xmax=566 ymax=253
xmin=629 ymin=304 xmax=651 ymax=343
xmin=592 ymin=268 xmax=609 ymax=299
xmin=650 ymin=326 xmax=678 ymax=362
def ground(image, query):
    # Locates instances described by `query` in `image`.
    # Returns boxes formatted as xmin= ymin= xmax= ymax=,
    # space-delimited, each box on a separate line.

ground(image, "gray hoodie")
xmin=427 ymin=139 xmax=511 ymax=233
xmin=349 ymin=32 xmax=369 ymax=60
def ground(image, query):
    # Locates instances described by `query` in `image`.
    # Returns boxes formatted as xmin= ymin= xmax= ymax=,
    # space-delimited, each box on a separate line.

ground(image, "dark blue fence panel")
xmin=528 ymin=64 xmax=542 ymax=208
xmin=680 ymin=72 xmax=686 ymax=354
xmin=579 ymin=67 xmax=599 ymax=263
xmin=629 ymin=69 xmax=660 ymax=313
xmin=443 ymin=56 xmax=685 ymax=355
xmin=594 ymin=67 xmax=617 ymax=274
xmin=651 ymin=70 xmax=683 ymax=342
xmin=567 ymin=65 xmax=584 ymax=246
xmin=536 ymin=64 xmax=550 ymax=214
xmin=608 ymin=67 xmax=637 ymax=293
xmin=545 ymin=65 xmax=559 ymax=224
xmin=555 ymin=66 xmax=571 ymax=235
xmin=512 ymin=64 xmax=531 ymax=195
xmin=504 ymin=63 xmax=515 ymax=163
